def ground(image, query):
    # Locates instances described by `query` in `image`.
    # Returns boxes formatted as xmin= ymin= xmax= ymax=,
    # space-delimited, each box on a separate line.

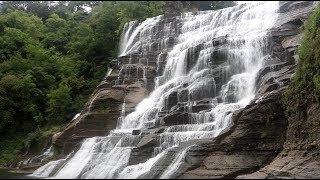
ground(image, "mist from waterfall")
xmin=31 ymin=2 xmax=279 ymax=179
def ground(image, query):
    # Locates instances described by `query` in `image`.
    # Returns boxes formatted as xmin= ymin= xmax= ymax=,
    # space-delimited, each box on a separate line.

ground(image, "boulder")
xmin=279 ymin=1 xmax=315 ymax=13
xmin=186 ymin=44 xmax=203 ymax=72
xmin=132 ymin=130 xmax=141 ymax=135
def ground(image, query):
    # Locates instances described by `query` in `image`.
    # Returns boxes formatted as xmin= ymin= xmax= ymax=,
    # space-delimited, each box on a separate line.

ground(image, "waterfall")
xmin=21 ymin=146 xmax=54 ymax=166
xmin=118 ymin=15 xmax=163 ymax=56
xmin=118 ymin=21 xmax=136 ymax=56
xmin=116 ymin=101 xmax=126 ymax=128
xmin=31 ymin=2 xmax=279 ymax=179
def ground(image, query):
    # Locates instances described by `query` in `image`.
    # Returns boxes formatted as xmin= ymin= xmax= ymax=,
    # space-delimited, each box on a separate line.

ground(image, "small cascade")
xmin=119 ymin=15 xmax=163 ymax=57
xmin=33 ymin=146 xmax=54 ymax=163
xmin=32 ymin=2 xmax=280 ymax=179
xmin=142 ymin=57 xmax=149 ymax=87
xmin=70 ymin=113 xmax=81 ymax=122
xmin=118 ymin=21 xmax=138 ymax=56
xmin=21 ymin=146 xmax=55 ymax=166
xmin=159 ymin=147 xmax=191 ymax=179
xmin=30 ymin=152 xmax=73 ymax=177
xmin=116 ymin=101 xmax=126 ymax=128
xmin=88 ymin=93 xmax=99 ymax=111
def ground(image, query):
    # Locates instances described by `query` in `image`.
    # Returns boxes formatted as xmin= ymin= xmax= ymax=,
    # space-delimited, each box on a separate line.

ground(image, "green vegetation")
xmin=0 ymin=1 xmax=236 ymax=166
xmin=0 ymin=125 xmax=62 ymax=165
xmin=0 ymin=137 xmax=24 ymax=166
xmin=284 ymin=4 xmax=320 ymax=113
xmin=184 ymin=1 xmax=235 ymax=11
xmin=0 ymin=1 xmax=166 ymax=166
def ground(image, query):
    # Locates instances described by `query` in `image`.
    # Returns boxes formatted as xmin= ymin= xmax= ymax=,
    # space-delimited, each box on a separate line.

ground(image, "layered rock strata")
xmin=179 ymin=1 xmax=320 ymax=179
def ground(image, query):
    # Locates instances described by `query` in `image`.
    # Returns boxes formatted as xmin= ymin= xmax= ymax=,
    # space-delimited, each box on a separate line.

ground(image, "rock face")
xmin=52 ymin=65 xmax=149 ymax=154
xmin=178 ymin=89 xmax=288 ymax=178
xmin=179 ymin=1 xmax=320 ymax=179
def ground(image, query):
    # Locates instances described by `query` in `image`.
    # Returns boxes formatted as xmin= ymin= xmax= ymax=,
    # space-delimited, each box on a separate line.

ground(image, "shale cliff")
xmin=28 ymin=1 xmax=320 ymax=179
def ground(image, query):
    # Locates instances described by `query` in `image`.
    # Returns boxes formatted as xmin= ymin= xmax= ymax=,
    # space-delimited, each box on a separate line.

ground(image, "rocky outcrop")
xmin=237 ymin=150 xmax=320 ymax=179
xmin=51 ymin=73 xmax=149 ymax=154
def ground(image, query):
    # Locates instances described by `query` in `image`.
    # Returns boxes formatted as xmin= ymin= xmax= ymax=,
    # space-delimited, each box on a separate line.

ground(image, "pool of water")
xmin=0 ymin=168 xmax=34 ymax=179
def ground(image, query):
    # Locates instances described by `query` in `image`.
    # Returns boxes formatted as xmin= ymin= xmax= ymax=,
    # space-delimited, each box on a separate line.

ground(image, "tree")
xmin=189 ymin=1 xmax=236 ymax=11
xmin=47 ymin=84 xmax=73 ymax=123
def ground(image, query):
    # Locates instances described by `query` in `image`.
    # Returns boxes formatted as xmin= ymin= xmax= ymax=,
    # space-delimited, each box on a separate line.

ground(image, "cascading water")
xmin=21 ymin=146 xmax=55 ymax=166
xmin=31 ymin=2 xmax=279 ymax=179
xmin=118 ymin=15 xmax=163 ymax=56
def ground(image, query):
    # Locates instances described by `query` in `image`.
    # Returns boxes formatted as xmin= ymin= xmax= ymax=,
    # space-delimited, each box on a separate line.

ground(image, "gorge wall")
xmin=27 ymin=1 xmax=320 ymax=179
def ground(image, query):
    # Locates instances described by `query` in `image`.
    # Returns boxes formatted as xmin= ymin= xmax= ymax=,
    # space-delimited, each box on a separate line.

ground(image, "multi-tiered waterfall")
xmin=31 ymin=2 xmax=279 ymax=179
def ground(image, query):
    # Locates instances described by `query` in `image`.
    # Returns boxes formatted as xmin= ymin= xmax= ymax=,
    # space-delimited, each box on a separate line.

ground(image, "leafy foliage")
xmin=186 ymin=1 xmax=236 ymax=11
xmin=284 ymin=4 xmax=320 ymax=112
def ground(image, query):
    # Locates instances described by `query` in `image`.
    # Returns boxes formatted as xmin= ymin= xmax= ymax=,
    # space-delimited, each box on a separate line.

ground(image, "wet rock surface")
xmin=178 ymin=88 xmax=288 ymax=179
xmin=179 ymin=1 xmax=320 ymax=179
xmin=51 ymin=77 xmax=150 ymax=155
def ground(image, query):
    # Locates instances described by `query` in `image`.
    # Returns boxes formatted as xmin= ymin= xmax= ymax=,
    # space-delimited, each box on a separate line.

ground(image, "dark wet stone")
xmin=132 ymin=130 xmax=141 ymax=135
xmin=162 ymin=113 xmax=190 ymax=126
xmin=166 ymin=91 xmax=178 ymax=110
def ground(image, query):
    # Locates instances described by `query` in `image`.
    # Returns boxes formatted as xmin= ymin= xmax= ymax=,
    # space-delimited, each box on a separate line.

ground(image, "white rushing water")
xmin=31 ymin=2 xmax=279 ymax=179
xmin=118 ymin=15 xmax=163 ymax=56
